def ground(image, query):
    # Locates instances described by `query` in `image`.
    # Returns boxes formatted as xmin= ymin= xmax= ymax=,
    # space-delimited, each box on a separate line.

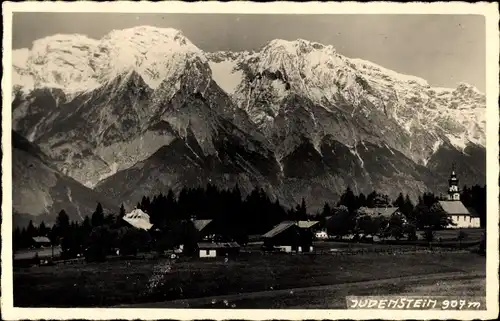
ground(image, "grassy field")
xmin=14 ymin=250 xmax=485 ymax=308
xmin=416 ymin=228 xmax=484 ymax=241
xmin=14 ymin=246 xmax=62 ymax=260
xmin=152 ymin=272 xmax=485 ymax=309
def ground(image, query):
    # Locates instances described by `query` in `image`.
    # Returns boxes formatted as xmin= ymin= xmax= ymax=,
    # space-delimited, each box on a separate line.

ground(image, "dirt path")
xmin=116 ymin=271 xmax=485 ymax=309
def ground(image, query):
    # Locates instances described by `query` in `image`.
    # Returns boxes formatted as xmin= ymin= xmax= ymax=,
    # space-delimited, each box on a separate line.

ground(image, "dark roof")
xmin=466 ymin=207 xmax=480 ymax=218
xmin=32 ymin=236 xmax=51 ymax=243
xmin=262 ymin=221 xmax=296 ymax=238
xmin=193 ymin=219 xmax=213 ymax=232
xmin=197 ymin=242 xmax=240 ymax=249
xmin=358 ymin=207 xmax=399 ymax=218
xmin=438 ymin=201 xmax=471 ymax=216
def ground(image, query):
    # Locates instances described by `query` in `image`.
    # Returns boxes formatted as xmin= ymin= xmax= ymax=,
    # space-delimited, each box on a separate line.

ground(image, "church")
xmin=435 ymin=168 xmax=481 ymax=228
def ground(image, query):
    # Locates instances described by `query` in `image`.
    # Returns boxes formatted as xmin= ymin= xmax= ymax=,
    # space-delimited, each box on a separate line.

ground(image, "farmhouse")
xmin=122 ymin=209 xmax=153 ymax=230
xmin=262 ymin=221 xmax=317 ymax=253
xmin=31 ymin=236 xmax=51 ymax=248
xmin=197 ymin=242 xmax=240 ymax=258
xmin=315 ymin=230 xmax=329 ymax=240
xmin=436 ymin=169 xmax=480 ymax=228
xmin=357 ymin=206 xmax=402 ymax=220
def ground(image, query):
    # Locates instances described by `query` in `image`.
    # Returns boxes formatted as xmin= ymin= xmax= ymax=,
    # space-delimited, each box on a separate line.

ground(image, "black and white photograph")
xmin=2 ymin=2 xmax=498 ymax=320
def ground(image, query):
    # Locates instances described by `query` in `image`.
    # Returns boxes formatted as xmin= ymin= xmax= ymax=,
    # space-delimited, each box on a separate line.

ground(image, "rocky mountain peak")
xmin=12 ymin=27 xmax=486 ymax=214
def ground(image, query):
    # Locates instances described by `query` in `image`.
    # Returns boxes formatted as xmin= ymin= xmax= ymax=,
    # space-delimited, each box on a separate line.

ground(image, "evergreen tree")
xmin=366 ymin=191 xmax=379 ymax=207
xmin=26 ymin=220 xmax=37 ymax=238
xmin=403 ymin=195 xmax=415 ymax=219
xmin=13 ymin=227 xmax=22 ymax=251
xmin=91 ymin=203 xmax=105 ymax=227
xmin=322 ymin=202 xmax=332 ymax=217
xmin=119 ymin=204 xmax=126 ymax=219
xmin=357 ymin=193 xmax=367 ymax=208
xmin=393 ymin=193 xmax=405 ymax=209
xmin=294 ymin=198 xmax=307 ymax=220
xmin=38 ymin=221 xmax=49 ymax=236
xmin=326 ymin=205 xmax=354 ymax=238
xmin=55 ymin=210 xmax=70 ymax=240
xmin=337 ymin=187 xmax=357 ymax=213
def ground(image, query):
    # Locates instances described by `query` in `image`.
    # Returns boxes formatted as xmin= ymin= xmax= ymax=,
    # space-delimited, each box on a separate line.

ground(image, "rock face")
xmin=12 ymin=131 xmax=118 ymax=227
xmin=12 ymin=26 xmax=486 ymax=213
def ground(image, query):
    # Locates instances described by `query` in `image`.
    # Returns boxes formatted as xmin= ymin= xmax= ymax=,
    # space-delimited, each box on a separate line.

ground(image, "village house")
xmin=354 ymin=206 xmax=405 ymax=241
xmin=435 ymin=168 xmax=480 ymax=228
xmin=262 ymin=220 xmax=318 ymax=253
xmin=122 ymin=209 xmax=153 ymax=230
xmin=31 ymin=236 xmax=51 ymax=249
xmin=316 ymin=215 xmax=338 ymax=239
xmin=356 ymin=206 xmax=403 ymax=221
xmin=197 ymin=242 xmax=240 ymax=258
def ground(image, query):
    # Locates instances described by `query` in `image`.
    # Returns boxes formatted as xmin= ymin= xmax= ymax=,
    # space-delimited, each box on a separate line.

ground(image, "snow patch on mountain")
xmin=13 ymin=26 xmax=205 ymax=96
xmin=350 ymin=58 xmax=429 ymax=87
xmin=445 ymin=133 xmax=468 ymax=151
xmin=216 ymin=37 xmax=485 ymax=162
xmin=208 ymin=59 xmax=243 ymax=95
xmin=94 ymin=26 xmax=204 ymax=89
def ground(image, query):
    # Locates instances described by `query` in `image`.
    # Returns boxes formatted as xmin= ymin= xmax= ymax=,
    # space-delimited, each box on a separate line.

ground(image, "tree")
xmin=104 ymin=214 xmax=116 ymax=226
xmin=38 ymin=221 xmax=49 ymax=236
xmin=321 ymin=202 xmax=332 ymax=218
xmin=428 ymin=203 xmax=454 ymax=229
xmin=356 ymin=215 xmax=378 ymax=236
xmin=404 ymin=223 xmax=418 ymax=241
xmin=387 ymin=214 xmax=405 ymax=240
xmin=414 ymin=203 xmax=453 ymax=230
xmin=91 ymin=203 xmax=105 ymax=227
xmin=26 ymin=220 xmax=37 ymax=238
xmin=392 ymin=193 xmax=405 ymax=210
xmin=164 ymin=220 xmax=199 ymax=255
xmin=294 ymin=198 xmax=308 ymax=220
xmin=55 ymin=210 xmax=70 ymax=241
xmin=13 ymin=227 xmax=22 ymax=251
xmin=119 ymin=204 xmax=126 ymax=218
xmin=118 ymin=227 xmax=151 ymax=256
xmin=424 ymin=229 xmax=435 ymax=242
xmin=402 ymin=194 xmax=415 ymax=222
xmin=337 ymin=187 xmax=358 ymax=213
xmin=85 ymin=226 xmax=113 ymax=262
xmin=327 ymin=206 xmax=355 ymax=238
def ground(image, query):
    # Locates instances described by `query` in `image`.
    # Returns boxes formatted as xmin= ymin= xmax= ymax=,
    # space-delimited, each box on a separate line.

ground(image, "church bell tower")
xmin=447 ymin=165 xmax=460 ymax=201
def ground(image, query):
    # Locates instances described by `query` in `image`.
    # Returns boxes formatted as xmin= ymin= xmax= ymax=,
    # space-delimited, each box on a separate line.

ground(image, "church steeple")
xmin=447 ymin=164 xmax=460 ymax=201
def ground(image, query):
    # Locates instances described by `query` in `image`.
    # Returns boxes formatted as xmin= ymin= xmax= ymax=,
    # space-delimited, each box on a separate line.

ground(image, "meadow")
xmin=14 ymin=247 xmax=485 ymax=308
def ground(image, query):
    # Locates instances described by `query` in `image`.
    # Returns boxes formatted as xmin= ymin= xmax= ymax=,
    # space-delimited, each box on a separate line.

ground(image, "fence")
xmin=311 ymin=246 xmax=473 ymax=256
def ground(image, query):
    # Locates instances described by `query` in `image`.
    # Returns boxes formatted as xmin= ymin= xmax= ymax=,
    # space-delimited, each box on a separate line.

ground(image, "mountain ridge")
xmin=12 ymin=25 xmax=486 ymax=216
xmin=12 ymin=130 xmax=118 ymax=227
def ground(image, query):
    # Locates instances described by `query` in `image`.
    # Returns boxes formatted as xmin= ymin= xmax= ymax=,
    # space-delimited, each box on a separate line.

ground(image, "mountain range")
xmin=11 ymin=26 xmax=486 ymax=225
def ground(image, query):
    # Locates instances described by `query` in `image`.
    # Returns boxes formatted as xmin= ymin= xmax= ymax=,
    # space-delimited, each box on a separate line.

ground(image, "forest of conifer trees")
xmin=13 ymin=184 xmax=486 ymax=260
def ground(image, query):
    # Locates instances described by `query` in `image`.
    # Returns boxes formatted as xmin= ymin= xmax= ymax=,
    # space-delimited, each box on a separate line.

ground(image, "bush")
xmin=457 ymin=230 xmax=468 ymax=241
xmin=424 ymin=229 xmax=435 ymax=242
xmin=118 ymin=227 xmax=151 ymax=256
xmin=85 ymin=226 xmax=113 ymax=262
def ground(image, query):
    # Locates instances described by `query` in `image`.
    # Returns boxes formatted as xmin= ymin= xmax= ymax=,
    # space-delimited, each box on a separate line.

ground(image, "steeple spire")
xmin=447 ymin=165 xmax=460 ymax=201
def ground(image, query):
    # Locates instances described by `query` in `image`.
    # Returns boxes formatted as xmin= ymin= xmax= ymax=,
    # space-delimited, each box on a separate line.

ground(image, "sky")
xmin=12 ymin=13 xmax=486 ymax=91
